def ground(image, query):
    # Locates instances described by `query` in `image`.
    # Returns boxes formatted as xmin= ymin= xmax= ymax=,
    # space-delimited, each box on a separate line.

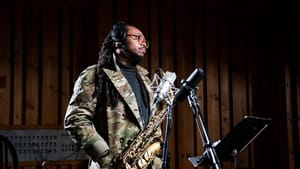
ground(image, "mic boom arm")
xmin=175 ymin=68 xmax=221 ymax=169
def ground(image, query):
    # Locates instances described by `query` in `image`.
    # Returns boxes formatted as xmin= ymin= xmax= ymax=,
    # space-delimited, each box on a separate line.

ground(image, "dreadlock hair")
xmin=97 ymin=31 xmax=116 ymax=72
xmin=96 ymin=25 xmax=126 ymax=107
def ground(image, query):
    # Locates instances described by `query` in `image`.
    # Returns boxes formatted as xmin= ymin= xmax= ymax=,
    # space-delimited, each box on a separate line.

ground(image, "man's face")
xmin=121 ymin=26 xmax=149 ymax=65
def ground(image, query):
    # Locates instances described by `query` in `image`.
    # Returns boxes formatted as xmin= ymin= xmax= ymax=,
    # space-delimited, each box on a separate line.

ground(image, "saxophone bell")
xmin=137 ymin=141 xmax=162 ymax=169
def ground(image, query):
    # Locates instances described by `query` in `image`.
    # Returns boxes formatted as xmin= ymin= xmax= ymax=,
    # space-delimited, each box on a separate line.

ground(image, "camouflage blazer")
xmin=64 ymin=61 xmax=162 ymax=169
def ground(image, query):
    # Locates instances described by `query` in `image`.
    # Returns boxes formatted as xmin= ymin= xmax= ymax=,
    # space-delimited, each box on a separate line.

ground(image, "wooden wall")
xmin=0 ymin=0 xmax=299 ymax=169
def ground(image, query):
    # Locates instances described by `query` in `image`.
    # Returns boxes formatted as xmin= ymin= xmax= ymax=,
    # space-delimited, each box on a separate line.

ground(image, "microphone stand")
xmin=187 ymin=88 xmax=221 ymax=169
xmin=161 ymin=102 xmax=174 ymax=169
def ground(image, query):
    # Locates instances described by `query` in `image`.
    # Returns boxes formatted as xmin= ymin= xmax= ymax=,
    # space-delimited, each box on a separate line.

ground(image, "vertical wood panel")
xmin=204 ymin=2 xmax=221 ymax=143
xmin=85 ymin=1 xmax=99 ymax=67
xmin=159 ymin=0 xmax=177 ymax=168
xmin=72 ymin=0 xmax=85 ymax=82
xmin=286 ymin=7 xmax=300 ymax=169
xmin=193 ymin=0 xmax=206 ymax=162
xmin=159 ymin=0 xmax=176 ymax=72
xmin=41 ymin=0 xmax=59 ymax=125
xmin=281 ymin=43 xmax=300 ymax=169
xmin=285 ymin=54 xmax=294 ymax=169
xmin=271 ymin=49 xmax=290 ymax=169
xmin=114 ymin=0 xmax=129 ymax=22
xmin=97 ymin=0 xmax=113 ymax=50
xmin=230 ymin=14 xmax=249 ymax=167
xmin=245 ymin=13 xmax=258 ymax=168
xmin=217 ymin=2 xmax=231 ymax=169
xmin=250 ymin=10 xmax=267 ymax=169
xmin=288 ymin=26 xmax=300 ymax=169
xmin=24 ymin=0 xmax=39 ymax=125
xmin=218 ymin=2 xmax=230 ymax=141
xmin=253 ymin=46 xmax=272 ymax=169
xmin=0 ymin=0 xmax=12 ymax=125
xmin=175 ymin=1 xmax=196 ymax=169
xmin=148 ymin=0 xmax=159 ymax=76
xmin=12 ymin=0 xmax=24 ymax=125
xmin=297 ymin=71 xmax=300 ymax=169
xmin=60 ymin=0 xmax=72 ymax=124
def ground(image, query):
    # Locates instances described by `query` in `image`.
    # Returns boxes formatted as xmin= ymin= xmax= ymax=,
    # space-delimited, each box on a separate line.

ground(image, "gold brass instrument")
xmin=114 ymin=71 xmax=176 ymax=169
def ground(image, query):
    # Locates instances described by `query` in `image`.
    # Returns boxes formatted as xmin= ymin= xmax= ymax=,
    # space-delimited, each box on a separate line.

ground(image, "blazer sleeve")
xmin=64 ymin=65 xmax=110 ymax=164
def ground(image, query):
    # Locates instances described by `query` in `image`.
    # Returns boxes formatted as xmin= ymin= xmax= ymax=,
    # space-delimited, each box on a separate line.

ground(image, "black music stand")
xmin=188 ymin=116 xmax=271 ymax=169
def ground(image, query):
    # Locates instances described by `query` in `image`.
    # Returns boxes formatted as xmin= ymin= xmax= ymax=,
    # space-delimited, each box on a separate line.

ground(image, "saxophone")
xmin=114 ymin=71 xmax=176 ymax=169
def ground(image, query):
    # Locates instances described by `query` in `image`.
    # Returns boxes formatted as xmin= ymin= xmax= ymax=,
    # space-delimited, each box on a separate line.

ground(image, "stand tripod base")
xmin=188 ymin=156 xmax=206 ymax=168
xmin=189 ymin=140 xmax=220 ymax=167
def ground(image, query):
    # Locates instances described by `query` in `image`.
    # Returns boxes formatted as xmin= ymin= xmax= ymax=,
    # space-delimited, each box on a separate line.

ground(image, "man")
xmin=64 ymin=21 xmax=162 ymax=169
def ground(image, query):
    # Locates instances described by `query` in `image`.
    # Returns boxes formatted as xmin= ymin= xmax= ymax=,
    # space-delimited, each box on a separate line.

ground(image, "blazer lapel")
xmin=103 ymin=68 xmax=144 ymax=129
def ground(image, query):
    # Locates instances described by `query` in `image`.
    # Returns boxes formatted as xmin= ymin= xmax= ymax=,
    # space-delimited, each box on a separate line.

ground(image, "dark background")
xmin=0 ymin=0 xmax=299 ymax=169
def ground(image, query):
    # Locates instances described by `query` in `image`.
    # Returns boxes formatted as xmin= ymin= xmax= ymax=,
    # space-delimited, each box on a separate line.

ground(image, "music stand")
xmin=189 ymin=116 xmax=271 ymax=169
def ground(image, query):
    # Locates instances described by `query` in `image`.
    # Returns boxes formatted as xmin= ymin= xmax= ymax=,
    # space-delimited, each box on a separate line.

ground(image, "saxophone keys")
xmin=137 ymin=158 xmax=148 ymax=169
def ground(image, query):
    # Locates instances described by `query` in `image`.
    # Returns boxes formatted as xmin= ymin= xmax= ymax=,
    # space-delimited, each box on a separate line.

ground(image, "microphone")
xmin=153 ymin=71 xmax=177 ymax=105
xmin=175 ymin=68 xmax=205 ymax=102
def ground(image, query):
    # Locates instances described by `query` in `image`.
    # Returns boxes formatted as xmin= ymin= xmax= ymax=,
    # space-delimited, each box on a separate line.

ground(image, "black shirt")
xmin=118 ymin=62 xmax=150 ymax=126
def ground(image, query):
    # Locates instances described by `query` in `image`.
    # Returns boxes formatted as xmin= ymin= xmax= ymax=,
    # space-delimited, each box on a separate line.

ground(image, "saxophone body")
xmin=114 ymin=104 xmax=168 ymax=169
xmin=114 ymin=71 xmax=176 ymax=169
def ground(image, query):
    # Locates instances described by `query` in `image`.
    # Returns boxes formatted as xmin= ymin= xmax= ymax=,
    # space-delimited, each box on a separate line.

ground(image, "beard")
xmin=122 ymin=45 xmax=143 ymax=66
